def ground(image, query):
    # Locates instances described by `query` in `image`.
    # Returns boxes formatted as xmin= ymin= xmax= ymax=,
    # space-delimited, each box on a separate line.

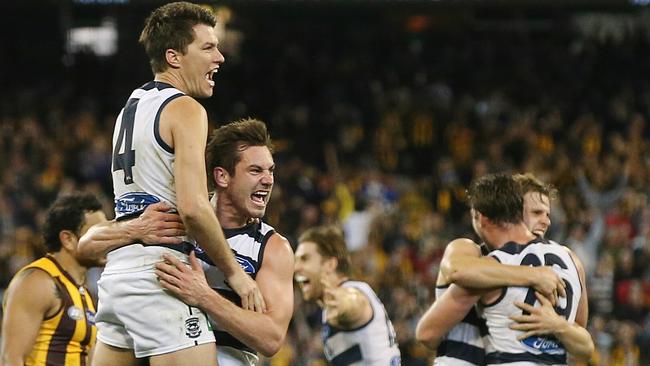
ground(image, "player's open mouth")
xmin=295 ymin=275 xmax=309 ymax=286
xmin=205 ymin=68 xmax=218 ymax=87
xmin=251 ymin=190 xmax=268 ymax=206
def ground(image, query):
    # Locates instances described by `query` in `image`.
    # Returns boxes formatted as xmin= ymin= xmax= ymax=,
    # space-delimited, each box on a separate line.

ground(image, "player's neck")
xmin=331 ymin=273 xmax=348 ymax=286
xmin=50 ymin=251 xmax=87 ymax=286
xmin=215 ymin=196 xmax=249 ymax=229
xmin=488 ymin=223 xmax=536 ymax=250
xmin=154 ymin=72 xmax=187 ymax=94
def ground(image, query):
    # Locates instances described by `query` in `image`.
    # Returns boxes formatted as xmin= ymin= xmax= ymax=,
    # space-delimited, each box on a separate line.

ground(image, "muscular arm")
xmin=155 ymin=234 xmax=294 ymax=357
xmin=510 ymin=292 xmax=594 ymax=361
xmin=566 ymin=248 xmax=593 ymax=360
xmin=321 ymin=279 xmax=373 ymax=330
xmin=415 ymin=284 xmax=482 ymax=350
xmin=510 ymin=249 xmax=594 ymax=361
xmin=166 ymin=97 xmax=264 ymax=312
xmin=441 ymin=238 xmax=565 ymax=300
xmin=1 ymin=269 xmax=58 ymax=366
xmin=77 ymin=202 xmax=184 ymax=263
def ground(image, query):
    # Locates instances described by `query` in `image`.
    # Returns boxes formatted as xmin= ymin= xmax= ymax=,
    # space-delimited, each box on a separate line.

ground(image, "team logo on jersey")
xmin=522 ymin=335 xmax=563 ymax=353
xmin=185 ymin=317 xmax=202 ymax=338
xmin=115 ymin=192 xmax=160 ymax=216
xmin=390 ymin=356 xmax=401 ymax=366
xmin=235 ymin=256 xmax=255 ymax=274
xmin=67 ymin=306 xmax=84 ymax=320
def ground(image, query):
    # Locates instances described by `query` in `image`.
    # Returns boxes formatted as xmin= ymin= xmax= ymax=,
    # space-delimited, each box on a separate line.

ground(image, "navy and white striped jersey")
xmin=201 ymin=221 xmax=275 ymax=355
xmin=433 ymin=242 xmax=490 ymax=366
xmin=106 ymin=81 xmax=195 ymax=273
xmin=482 ymin=239 xmax=582 ymax=366
xmin=322 ymin=281 xmax=401 ymax=366
xmin=112 ymin=81 xmax=184 ymax=220
xmin=434 ymin=285 xmax=487 ymax=366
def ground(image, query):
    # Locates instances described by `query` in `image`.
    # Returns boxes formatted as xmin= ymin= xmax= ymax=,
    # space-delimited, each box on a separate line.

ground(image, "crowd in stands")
xmin=1 ymin=5 xmax=649 ymax=365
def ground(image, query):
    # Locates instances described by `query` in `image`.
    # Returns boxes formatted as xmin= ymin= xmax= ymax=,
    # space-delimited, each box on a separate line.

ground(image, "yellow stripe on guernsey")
xmin=18 ymin=256 xmax=96 ymax=366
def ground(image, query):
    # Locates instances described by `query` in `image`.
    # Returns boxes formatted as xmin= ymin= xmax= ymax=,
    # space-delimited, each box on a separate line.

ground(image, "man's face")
xmin=225 ymin=145 xmax=274 ymax=220
xmin=523 ymin=191 xmax=551 ymax=237
xmin=180 ymin=24 xmax=224 ymax=98
xmin=294 ymin=242 xmax=327 ymax=302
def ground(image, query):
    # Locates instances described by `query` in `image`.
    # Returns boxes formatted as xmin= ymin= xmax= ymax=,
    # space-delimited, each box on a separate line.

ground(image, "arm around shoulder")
xmin=441 ymin=238 xmax=528 ymax=288
xmin=442 ymin=238 xmax=565 ymax=297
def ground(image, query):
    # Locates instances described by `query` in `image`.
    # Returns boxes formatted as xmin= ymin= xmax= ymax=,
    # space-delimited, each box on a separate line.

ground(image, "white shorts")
xmin=217 ymin=346 xmax=258 ymax=366
xmin=95 ymin=247 xmax=215 ymax=358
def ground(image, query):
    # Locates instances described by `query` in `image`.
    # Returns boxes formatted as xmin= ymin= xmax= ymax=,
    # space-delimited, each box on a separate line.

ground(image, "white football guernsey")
xmin=322 ymin=281 xmax=401 ymax=366
xmin=201 ymin=221 xmax=276 ymax=365
xmin=482 ymin=239 xmax=582 ymax=366
xmin=107 ymin=80 xmax=193 ymax=273
xmin=96 ymin=81 xmax=215 ymax=357
xmin=433 ymin=285 xmax=487 ymax=366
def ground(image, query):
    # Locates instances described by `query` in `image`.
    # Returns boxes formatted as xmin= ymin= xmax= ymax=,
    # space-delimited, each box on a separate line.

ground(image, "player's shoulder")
xmin=443 ymin=237 xmax=481 ymax=256
xmin=11 ymin=266 xmax=54 ymax=287
xmin=266 ymin=231 xmax=293 ymax=257
xmin=447 ymin=237 xmax=479 ymax=249
xmin=341 ymin=279 xmax=372 ymax=292
xmin=5 ymin=266 xmax=57 ymax=305
xmin=163 ymin=94 xmax=207 ymax=120
xmin=539 ymin=239 xmax=574 ymax=254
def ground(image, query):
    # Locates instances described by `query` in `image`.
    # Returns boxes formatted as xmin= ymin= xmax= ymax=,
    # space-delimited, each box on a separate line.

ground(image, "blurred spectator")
xmin=2 ymin=4 xmax=650 ymax=364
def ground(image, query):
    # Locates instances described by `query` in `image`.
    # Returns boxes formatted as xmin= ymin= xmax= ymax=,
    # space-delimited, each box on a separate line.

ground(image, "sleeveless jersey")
xmin=10 ymin=256 xmax=96 ymax=366
xmin=112 ymin=81 xmax=185 ymax=219
xmin=107 ymin=81 xmax=193 ymax=272
xmin=433 ymin=242 xmax=489 ymax=366
xmin=321 ymin=281 xmax=401 ymax=366
xmin=482 ymin=239 xmax=582 ymax=366
xmin=200 ymin=221 xmax=274 ymax=356
xmin=434 ymin=285 xmax=487 ymax=366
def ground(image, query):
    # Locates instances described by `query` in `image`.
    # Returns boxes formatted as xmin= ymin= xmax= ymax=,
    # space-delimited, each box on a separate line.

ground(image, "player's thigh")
xmin=92 ymin=341 xmax=142 ymax=366
xmin=149 ymin=343 xmax=217 ymax=366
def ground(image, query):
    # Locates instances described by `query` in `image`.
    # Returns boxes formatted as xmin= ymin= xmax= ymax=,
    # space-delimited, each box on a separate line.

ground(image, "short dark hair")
xmin=42 ymin=192 xmax=102 ymax=252
xmin=206 ymin=118 xmax=274 ymax=182
xmin=512 ymin=173 xmax=558 ymax=201
xmin=467 ymin=173 xmax=523 ymax=225
xmin=298 ymin=225 xmax=351 ymax=276
xmin=139 ymin=2 xmax=217 ymax=73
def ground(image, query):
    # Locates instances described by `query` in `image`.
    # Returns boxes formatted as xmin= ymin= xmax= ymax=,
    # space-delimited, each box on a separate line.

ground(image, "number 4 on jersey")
xmin=113 ymin=98 xmax=139 ymax=185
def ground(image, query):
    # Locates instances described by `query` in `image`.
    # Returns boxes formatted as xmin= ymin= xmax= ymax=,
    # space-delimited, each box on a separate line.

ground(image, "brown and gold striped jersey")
xmin=11 ymin=255 xmax=96 ymax=366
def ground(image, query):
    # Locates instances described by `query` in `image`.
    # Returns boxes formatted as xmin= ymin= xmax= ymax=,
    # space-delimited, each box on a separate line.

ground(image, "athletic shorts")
xmin=217 ymin=346 xmax=259 ymax=366
xmin=95 ymin=246 xmax=215 ymax=358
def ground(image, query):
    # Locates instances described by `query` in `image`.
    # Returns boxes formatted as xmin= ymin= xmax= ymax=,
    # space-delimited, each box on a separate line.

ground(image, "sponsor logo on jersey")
xmin=67 ymin=306 xmax=84 ymax=321
xmin=115 ymin=192 xmax=161 ymax=216
xmin=185 ymin=317 xmax=202 ymax=338
xmin=86 ymin=310 xmax=96 ymax=325
xmin=235 ymin=256 xmax=255 ymax=274
xmin=522 ymin=335 xmax=563 ymax=353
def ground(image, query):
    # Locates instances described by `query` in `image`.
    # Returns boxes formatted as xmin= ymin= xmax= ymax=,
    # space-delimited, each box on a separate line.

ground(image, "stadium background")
xmin=2 ymin=0 xmax=650 ymax=364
